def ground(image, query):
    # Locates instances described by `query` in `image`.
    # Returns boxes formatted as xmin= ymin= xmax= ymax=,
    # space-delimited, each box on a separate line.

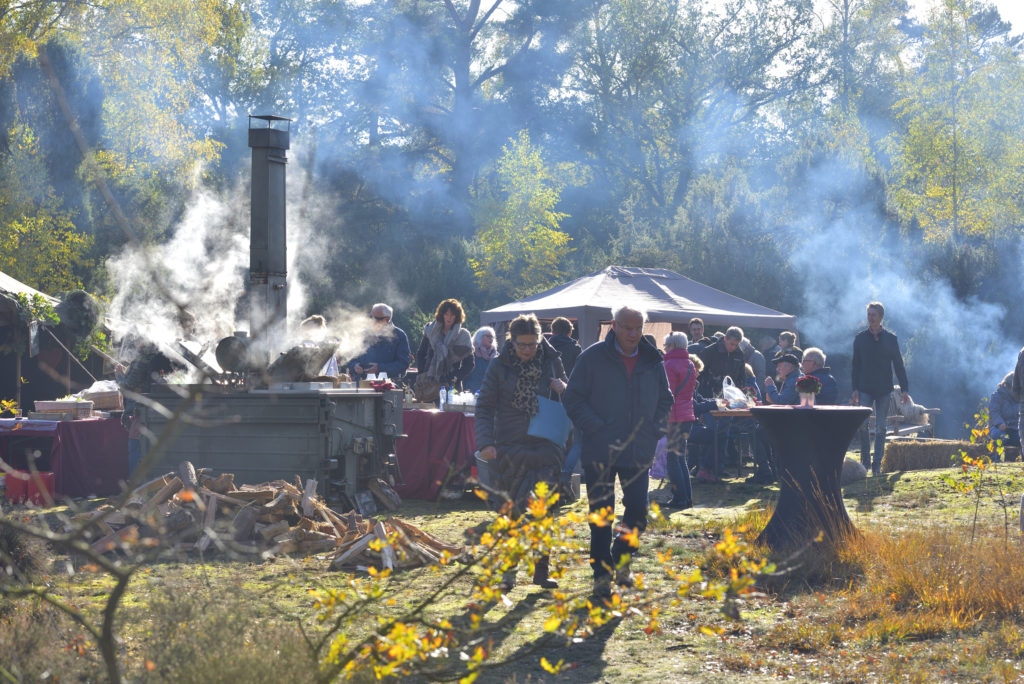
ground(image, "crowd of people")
xmin=327 ymin=297 xmax=1024 ymax=600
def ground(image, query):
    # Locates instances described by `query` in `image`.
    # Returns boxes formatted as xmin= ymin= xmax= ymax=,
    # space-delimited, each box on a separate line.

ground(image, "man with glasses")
xmin=348 ymin=303 xmax=411 ymax=381
xmin=563 ymin=305 xmax=673 ymax=600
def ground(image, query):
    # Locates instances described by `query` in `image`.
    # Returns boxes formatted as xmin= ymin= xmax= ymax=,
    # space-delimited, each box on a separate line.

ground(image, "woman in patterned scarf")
xmin=474 ymin=313 xmax=568 ymax=591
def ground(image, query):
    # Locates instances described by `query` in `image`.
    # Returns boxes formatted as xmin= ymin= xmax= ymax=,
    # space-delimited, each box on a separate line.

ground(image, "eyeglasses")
xmin=514 ymin=341 xmax=539 ymax=350
xmin=372 ymin=315 xmax=389 ymax=321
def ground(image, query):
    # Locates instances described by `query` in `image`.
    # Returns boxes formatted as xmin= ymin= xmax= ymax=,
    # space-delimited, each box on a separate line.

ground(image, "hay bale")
xmin=840 ymin=458 xmax=867 ymax=486
xmin=881 ymin=439 xmax=990 ymax=473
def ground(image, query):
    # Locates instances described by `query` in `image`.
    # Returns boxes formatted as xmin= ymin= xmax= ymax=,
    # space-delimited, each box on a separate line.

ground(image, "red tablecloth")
xmin=395 ymin=409 xmax=476 ymax=500
xmin=0 ymin=418 xmax=129 ymax=498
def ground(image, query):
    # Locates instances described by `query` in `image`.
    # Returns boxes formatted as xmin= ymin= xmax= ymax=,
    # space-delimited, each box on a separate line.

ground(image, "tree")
xmin=887 ymin=0 xmax=1024 ymax=245
xmin=0 ymin=115 xmax=93 ymax=293
xmin=470 ymin=131 xmax=573 ymax=300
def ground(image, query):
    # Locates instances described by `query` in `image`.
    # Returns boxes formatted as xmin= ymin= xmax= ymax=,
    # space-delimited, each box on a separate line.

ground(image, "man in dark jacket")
xmin=563 ymin=305 xmax=674 ymax=599
xmin=852 ymin=301 xmax=909 ymax=475
xmin=1012 ymin=346 xmax=1024 ymax=448
xmin=547 ymin=317 xmax=582 ymax=376
xmin=348 ymin=303 xmax=411 ymax=381
xmin=548 ymin=317 xmax=584 ymax=495
xmin=988 ymin=372 xmax=1020 ymax=453
xmin=697 ymin=326 xmax=746 ymax=397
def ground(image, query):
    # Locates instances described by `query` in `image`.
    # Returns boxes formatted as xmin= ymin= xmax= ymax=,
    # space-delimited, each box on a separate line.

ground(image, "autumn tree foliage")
xmin=470 ymin=132 xmax=573 ymax=299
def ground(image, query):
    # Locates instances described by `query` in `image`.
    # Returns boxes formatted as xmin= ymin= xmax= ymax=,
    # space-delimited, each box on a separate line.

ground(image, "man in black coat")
xmin=697 ymin=326 xmax=746 ymax=398
xmin=547 ymin=317 xmax=582 ymax=376
xmin=852 ymin=301 xmax=909 ymax=475
xmin=563 ymin=305 xmax=674 ymax=599
xmin=1011 ymin=346 xmax=1024 ymax=454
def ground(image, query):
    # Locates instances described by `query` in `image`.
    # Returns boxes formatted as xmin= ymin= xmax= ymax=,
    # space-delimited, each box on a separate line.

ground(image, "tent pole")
xmin=15 ymin=352 xmax=22 ymax=409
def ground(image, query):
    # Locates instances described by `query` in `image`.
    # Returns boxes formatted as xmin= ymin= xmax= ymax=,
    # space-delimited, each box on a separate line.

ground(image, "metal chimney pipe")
xmin=247 ymin=114 xmax=291 ymax=363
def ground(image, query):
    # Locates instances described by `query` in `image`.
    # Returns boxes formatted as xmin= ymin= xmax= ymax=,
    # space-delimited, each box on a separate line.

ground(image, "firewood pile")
xmin=69 ymin=463 xmax=462 ymax=570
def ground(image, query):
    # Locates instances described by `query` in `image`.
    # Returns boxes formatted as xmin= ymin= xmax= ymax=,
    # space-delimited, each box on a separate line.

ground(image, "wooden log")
xmin=162 ymin=508 xmax=196 ymax=534
xmin=194 ymin=494 xmax=219 ymax=553
xmin=231 ymin=505 xmax=257 ymax=542
xmin=299 ymin=538 xmax=338 ymax=553
xmin=368 ymin=478 xmax=402 ymax=511
xmin=90 ymin=524 xmax=139 ymax=554
xmin=199 ymin=472 xmax=235 ymax=493
xmin=373 ymin=521 xmax=394 ymax=571
xmin=178 ymin=460 xmax=199 ymax=490
xmin=389 ymin=518 xmax=462 ymax=554
xmin=133 ymin=473 xmax=175 ymax=498
xmin=259 ymin=519 xmax=290 ymax=541
xmin=200 ymin=490 xmax=254 ymax=508
xmin=302 ymin=478 xmax=318 ymax=517
xmin=331 ymin=534 xmax=375 ymax=568
xmin=142 ymin=477 xmax=182 ymax=514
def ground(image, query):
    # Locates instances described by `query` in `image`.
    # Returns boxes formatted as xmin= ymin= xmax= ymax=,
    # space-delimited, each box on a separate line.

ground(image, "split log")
xmin=231 ymin=505 xmax=258 ymax=542
xmin=178 ymin=460 xmax=199 ymax=490
xmin=368 ymin=478 xmax=402 ymax=511
xmin=195 ymin=494 xmax=219 ymax=553
xmin=373 ymin=521 xmax=394 ymax=571
xmin=258 ymin=519 xmax=290 ymax=541
xmin=199 ymin=472 xmax=235 ymax=493
xmin=142 ymin=477 xmax=182 ymax=514
xmin=332 ymin=534 xmax=375 ymax=568
xmin=302 ymin=478 xmax=318 ymax=517
xmin=90 ymin=524 xmax=139 ymax=554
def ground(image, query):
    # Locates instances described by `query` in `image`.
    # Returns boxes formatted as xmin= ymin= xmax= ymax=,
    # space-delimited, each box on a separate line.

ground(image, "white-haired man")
xmin=563 ymin=305 xmax=674 ymax=599
xmin=348 ymin=303 xmax=411 ymax=381
xmin=800 ymin=347 xmax=838 ymax=405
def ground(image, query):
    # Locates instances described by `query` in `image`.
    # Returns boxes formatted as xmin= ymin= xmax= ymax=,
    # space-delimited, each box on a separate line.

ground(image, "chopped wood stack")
xmin=70 ymin=464 xmax=462 ymax=570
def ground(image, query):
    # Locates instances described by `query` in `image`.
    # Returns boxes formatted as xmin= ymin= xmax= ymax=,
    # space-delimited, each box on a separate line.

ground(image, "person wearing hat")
xmin=764 ymin=352 xmax=801 ymax=405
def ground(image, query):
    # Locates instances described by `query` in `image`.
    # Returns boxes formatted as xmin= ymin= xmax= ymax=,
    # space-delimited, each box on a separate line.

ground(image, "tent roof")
xmin=0 ymin=271 xmax=57 ymax=320
xmin=481 ymin=266 xmax=796 ymax=333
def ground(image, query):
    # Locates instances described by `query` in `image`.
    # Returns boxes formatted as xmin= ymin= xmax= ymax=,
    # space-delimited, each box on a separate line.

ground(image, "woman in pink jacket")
xmin=662 ymin=331 xmax=697 ymax=509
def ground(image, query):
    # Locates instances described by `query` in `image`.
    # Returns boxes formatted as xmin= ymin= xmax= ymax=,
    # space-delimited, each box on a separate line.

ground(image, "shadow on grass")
xmin=844 ymin=471 xmax=904 ymax=513
xmin=476 ymin=613 xmax=625 ymax=683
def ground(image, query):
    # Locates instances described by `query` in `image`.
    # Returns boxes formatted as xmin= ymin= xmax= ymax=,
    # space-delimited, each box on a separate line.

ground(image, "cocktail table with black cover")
xmin=749 ymin=405 xmax=872 ymax=550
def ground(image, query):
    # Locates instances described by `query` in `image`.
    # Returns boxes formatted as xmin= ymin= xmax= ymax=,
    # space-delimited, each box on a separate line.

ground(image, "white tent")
xmin=480 ymin=266 xmax=797 ymax=348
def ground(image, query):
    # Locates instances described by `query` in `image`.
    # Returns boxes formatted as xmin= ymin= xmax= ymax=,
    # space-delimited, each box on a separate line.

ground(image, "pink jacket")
xmin=664 ymin=347 xmax=697 ymax=422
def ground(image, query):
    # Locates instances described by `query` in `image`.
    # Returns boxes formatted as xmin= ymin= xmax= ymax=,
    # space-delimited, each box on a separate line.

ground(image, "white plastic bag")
xmin=721 ymin=376 xmax=749 ymax=409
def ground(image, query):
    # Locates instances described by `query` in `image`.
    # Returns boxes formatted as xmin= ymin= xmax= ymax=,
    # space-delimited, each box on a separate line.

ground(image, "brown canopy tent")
xmin=480 ymin=266 xmax=797 ymax=348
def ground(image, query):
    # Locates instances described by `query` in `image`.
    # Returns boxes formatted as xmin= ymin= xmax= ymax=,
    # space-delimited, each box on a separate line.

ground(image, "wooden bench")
xmin=866 ymin=408 xmax=941 ymax=440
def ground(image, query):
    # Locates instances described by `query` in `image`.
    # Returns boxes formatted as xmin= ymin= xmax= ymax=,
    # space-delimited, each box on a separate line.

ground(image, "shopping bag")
xmin=722 ymin=376 xmax=750 ymax=409
xmin=527 ymin=396 xmax=573 ymax=447
xmin=649 ymin=437 xmax=668 ymax=480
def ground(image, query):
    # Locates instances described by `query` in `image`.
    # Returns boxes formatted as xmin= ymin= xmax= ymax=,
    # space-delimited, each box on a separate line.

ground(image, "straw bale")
xmin=881 ymin=439 xmax=990 ymax=473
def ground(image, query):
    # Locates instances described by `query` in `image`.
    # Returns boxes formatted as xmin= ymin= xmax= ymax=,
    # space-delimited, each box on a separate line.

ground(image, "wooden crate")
xmin=82 ymin=390 xmax=123 ymax=410
xmin=34 ymin=400 xmax=93 ymax=418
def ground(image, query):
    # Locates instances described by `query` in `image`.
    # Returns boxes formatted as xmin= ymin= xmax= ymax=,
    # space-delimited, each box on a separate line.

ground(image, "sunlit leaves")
xmin=470 ymin=131 xmax=573 ymax=299
xmin=887 ymin=0 xmax=1024 ymax=244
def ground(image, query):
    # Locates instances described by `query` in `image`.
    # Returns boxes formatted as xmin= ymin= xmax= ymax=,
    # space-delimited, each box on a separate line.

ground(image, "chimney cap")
xmin=249 ymin=114 xmax=292 ymax=131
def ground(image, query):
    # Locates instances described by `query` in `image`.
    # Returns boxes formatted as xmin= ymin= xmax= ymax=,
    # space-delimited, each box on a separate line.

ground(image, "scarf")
xmin=475 ymin=343 xmax=498 ymax=361
xmin=425 ymin=321 xmax=472 ymax=380
xmin=511 ymin=350 xmax=544 ymax=418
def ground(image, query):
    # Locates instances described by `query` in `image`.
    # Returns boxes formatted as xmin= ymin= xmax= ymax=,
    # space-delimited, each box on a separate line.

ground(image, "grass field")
xmin=4 ymin=452 xmax=1024 ymax=682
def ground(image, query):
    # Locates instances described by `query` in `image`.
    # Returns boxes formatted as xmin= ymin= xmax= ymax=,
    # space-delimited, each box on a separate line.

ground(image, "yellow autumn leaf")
xmin=540 ymin=657 xmax=563 ymax=674
xmin=542 ymin=616 xmax=561 ymax=632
